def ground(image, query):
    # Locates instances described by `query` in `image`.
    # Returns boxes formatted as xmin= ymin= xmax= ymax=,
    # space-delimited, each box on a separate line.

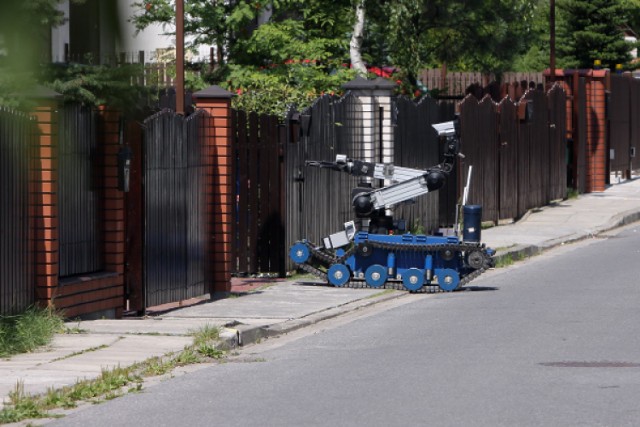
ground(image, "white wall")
xmin=51 ymin=0 xmax=211 ymax=63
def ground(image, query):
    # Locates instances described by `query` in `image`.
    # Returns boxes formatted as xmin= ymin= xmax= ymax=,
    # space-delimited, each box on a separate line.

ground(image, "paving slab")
xmin=160 ymin=282 xmax=384 ymax=319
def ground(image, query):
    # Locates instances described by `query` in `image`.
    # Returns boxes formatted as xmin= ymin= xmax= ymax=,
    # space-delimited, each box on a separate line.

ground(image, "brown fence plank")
xmin=609 ymin=75 xmax=631 ymax=177
xmin=247 ymin=112 xmax=260 ymax=273
xmin=498 ymin=98 xmax=519 ymax=220
xmin=459 ymin=95 xmax=499 ymax=223
xmin=235 ymin=110 xmax=250 ymax=274
xmin=548 ymin=84 xmax=567 ymax=200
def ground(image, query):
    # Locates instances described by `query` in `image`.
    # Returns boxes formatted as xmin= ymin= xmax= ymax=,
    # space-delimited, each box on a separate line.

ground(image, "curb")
xmin=218 ymin=290 xmax=406 ymax=349
xmin=493 ymin=209 xmax=640 ymax=266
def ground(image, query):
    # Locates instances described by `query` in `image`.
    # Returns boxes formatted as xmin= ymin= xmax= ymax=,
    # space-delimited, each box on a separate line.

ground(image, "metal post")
xmin=550 ymin=0 xmax=556 ymax=82
xmin=176 ymin=0 xmax=185 ymax=115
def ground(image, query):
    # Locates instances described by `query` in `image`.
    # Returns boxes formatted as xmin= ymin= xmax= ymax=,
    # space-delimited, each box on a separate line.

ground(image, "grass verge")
xmin=494 ymin=252 xmax=526 ymax=268
xmin=0 ymin=306 xmax=65 ymax=358
xmin=0 ymin=324 xmax=226 ymax=424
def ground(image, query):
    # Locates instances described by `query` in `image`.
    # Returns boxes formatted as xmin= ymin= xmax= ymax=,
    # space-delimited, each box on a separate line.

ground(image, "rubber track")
xmin=294 ymin=239 xmax=493 ymax=293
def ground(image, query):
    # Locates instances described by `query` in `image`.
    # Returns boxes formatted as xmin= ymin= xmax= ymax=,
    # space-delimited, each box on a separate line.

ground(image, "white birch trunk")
xmin=350 ymin=0 xmax=367 ymax=76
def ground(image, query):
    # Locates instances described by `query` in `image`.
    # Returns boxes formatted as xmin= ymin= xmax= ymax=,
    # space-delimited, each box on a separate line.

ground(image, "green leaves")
xmin=557 ymin=0 xmax=634 ymax=69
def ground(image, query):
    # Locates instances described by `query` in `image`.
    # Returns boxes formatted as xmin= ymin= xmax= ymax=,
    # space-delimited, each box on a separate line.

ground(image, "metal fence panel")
xmin=631 ymin=78 xmax=640 ymax=173
xmin=284 ymin=94 xmax=366 ymax=255
xmin=0 ymin=107 xmax=35 ymax=314
xmin=393 ymin=96 xmax=456 ymax=231
xmin=58 ymin=103 xmax=103 ymax=277
xmin=143 ymin=110 xmax=207 ymax=308
xmin=608 ymin=75 xmax=631 ymax=176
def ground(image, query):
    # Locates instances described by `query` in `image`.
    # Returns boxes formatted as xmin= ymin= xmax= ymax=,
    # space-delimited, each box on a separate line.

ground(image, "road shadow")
xmin=461 ymin=286 xmax=499 ymax=292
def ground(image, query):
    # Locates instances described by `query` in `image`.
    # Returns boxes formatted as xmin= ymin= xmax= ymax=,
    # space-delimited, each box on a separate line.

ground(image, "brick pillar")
xmin=544 ymin=69 xmax=609 ymax=193
xmin=30 ymin=93 xmax=126 ymax=318
xmin=584 ymin=70 xmax=608 ymax=192
xmin=98 ymin=107 xmax=126 ymax=278
xmin=342 ymin=76 xmax=397 ymax=167
xmin=193 ymin=86 xmax=234 ymax=296
xmin=30 ymin=87 xmax=62 ymax=305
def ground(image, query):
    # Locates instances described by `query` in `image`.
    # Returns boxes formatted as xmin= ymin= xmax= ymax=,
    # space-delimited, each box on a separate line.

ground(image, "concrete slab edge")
xmin=221 ymin=290 xmax=406 ymax=348
xmin=493 ymin=209 xmax=640 ymax=266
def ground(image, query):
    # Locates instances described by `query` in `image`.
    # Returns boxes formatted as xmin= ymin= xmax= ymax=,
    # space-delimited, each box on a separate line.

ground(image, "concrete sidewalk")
xmin=2 ymin=177 xmax=640 ymax=411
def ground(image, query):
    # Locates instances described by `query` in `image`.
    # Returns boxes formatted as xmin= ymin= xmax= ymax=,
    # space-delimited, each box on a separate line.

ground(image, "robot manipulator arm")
xmin=305 ymin=154 xmax=375 ymax=177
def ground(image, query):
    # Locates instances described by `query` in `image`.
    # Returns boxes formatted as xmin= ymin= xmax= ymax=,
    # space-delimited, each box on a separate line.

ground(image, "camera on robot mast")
xmin=431 ymin=120 xmax=459 ymax=138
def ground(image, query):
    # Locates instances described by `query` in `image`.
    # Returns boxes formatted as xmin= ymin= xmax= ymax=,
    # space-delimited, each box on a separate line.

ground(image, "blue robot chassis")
xmin=290 ymin=231 xmax=494 ymax=292
xmin=290 ymin=119 xmax=495 ymax=292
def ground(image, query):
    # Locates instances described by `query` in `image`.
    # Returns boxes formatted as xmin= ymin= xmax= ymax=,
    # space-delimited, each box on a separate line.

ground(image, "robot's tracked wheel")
xmin=436 ymin=268 xmax=460 ymax=292
xmin=440 ymin=248 xmax=455 ymax=261
xmin=466 ymin=250 xmax=486 ymax=270
xmin=358 ymin=243 xmax=373 ymax=257
xmin=289 ymin=242 xmax=310 ymax=264
xmin=327 ymin=264 xmax=351 ymax=287
xmin=365 ymin=264 xmax=387 ymax=288
xmin=402 ymin=268 xmax=424 ymax=291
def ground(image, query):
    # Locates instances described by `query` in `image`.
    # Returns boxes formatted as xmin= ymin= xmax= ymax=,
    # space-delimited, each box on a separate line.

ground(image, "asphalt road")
xmin=50 ymin=225 xmax=640 ymax=427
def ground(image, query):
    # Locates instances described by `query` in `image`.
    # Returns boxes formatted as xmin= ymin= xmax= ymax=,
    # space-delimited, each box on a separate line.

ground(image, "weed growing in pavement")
xmin=0 ymin=382 xmax=51 ymax=423
xmin=365 ymin=289 xmax=396 ymax=299
xmin=0 ymin=325 xmax=227 ymax=424
xmin=0 ymin=306 xmax=65 ymax=357
xmin=494 ymin=254 xmax=514 ymax=268
xmin=494 ymin=252 xmax=527 ymax=268
xmin=51 ymin=344 xmax=110 ymax=362
xmin=190 ymin=324 xmax=220 ymax=345
xmin=566 ymin=187 xmax=579 ymax=199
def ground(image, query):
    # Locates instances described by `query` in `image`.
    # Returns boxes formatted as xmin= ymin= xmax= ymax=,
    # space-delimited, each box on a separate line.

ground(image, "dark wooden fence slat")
xmin=247 ymin=112 xmax=260 ymax=273
xmin=235 ymin=110 xmax=250 ymax=274
xmin=498 ymin=99 xmax=519 ymax=220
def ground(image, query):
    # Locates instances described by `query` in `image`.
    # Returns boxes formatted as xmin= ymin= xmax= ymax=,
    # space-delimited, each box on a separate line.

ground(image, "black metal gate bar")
xmin=142 ymin=109 xmax=206 ymax=308
xmin=58 ymin=103 xmax=103 ymax=277
xmin=608 ymin=75 xmax=631 ymax=177
xmin=0 ymin=107 xmax=35 ymax=315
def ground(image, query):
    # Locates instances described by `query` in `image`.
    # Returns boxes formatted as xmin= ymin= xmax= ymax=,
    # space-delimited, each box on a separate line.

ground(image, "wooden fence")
xmin=231 ymin=110 xmax=286 ymax=277
xmin=419 ymin=69 xmax=545 ymax=99
xmin=231 ymin=85 xmax=568 ymax=275
xmin=608 ymin=74 xmax=640 ymax=178
xmin=458 ymin=84 xmax=567 ymax=223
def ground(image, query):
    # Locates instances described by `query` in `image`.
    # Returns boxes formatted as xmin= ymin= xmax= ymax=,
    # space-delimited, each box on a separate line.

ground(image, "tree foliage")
xmin=557 ymin=0 xmax=635 ymax=69
xmin=363 ymin=0 xmax=537 ymax=80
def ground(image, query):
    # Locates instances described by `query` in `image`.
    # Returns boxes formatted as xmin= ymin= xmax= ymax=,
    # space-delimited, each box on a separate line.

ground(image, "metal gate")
xmin=58 ymin=103 xmax=103 ymax=277
xmin=132 ymin=109 xmax=207 ymax=309
xmin=0 ymin=107 xmax=35 ymax=315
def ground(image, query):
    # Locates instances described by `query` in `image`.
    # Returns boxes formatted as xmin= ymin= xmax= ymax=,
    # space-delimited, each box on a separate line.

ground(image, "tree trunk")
xmin=350 ymin=0 xmax=367 ymax=76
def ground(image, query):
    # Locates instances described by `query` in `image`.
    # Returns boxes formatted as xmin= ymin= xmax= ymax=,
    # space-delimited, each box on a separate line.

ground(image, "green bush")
xmin=0 ymin=306 xmax=64 ymax=357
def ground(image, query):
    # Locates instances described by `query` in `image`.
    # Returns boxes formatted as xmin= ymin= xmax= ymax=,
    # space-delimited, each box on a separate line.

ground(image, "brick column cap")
xmin=24 ymin=85 xmax=63 ymax=100
xmin=342 ymin=76 xmax=396 ymax=97
xmin=193 ymin=85 xmax=235 ymax=100
xmin=544 ymin=68 xmax=608 ymax=78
